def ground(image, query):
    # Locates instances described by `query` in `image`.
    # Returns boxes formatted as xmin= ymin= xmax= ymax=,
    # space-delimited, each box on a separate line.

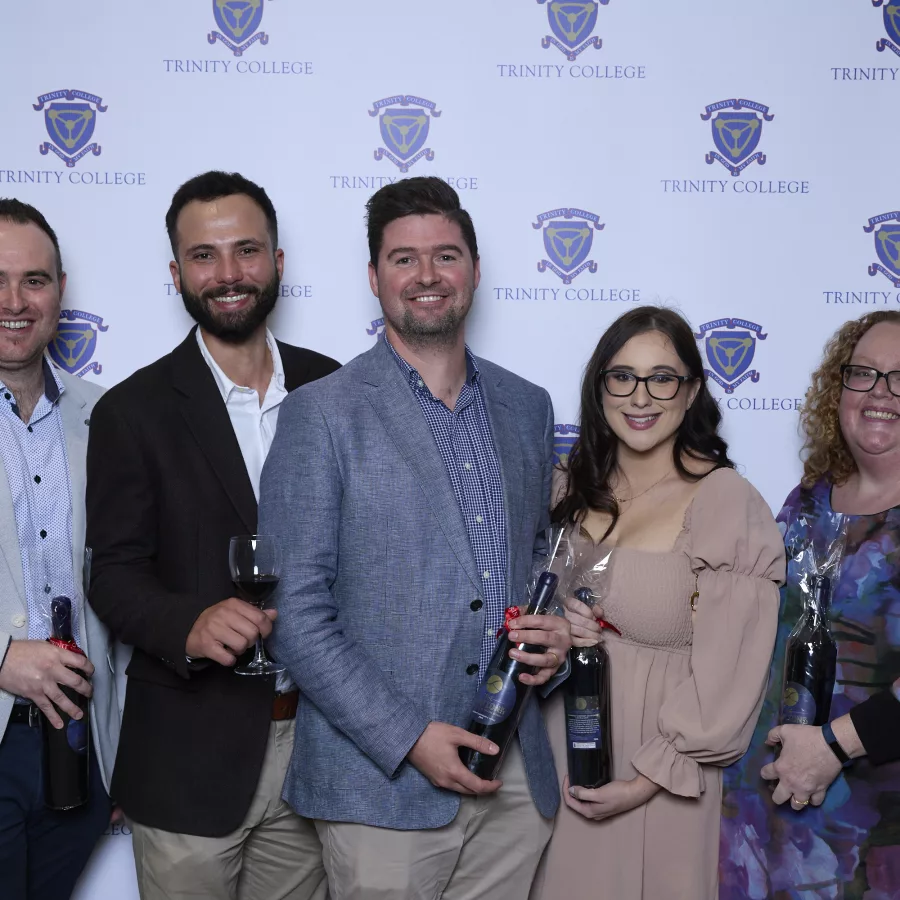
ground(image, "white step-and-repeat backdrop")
xmin=2 ymin=1 xmax=898 ymax=895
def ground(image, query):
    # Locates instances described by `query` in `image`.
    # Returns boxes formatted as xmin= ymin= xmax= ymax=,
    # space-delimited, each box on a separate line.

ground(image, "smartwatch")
xmin=822 ymin=721 xmax=852 ymax=766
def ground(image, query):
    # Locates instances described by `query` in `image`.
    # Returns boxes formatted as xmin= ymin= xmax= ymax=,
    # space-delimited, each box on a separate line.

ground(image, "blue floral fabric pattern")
xmin=720 ymin=478 xmax=900 ymax=899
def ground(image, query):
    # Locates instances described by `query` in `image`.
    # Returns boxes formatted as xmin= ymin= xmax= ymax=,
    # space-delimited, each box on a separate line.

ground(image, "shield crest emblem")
xmin=876 ymin=225 xmax=900 ymax=278
xmin=705 ymin=331 xmax=755 ymax=384
xmin=213 ymin=0 xmax=264 ymax=42
xmin=711 ymin=112 xmax=762 ymax=164
xmin=44 ymin=104 xmax=96 ymax=156
xmin=49 ymin=323 xmax=96 ymax=374
xmin=884 ymin=2 xmax=900 ymax=45
xmin=546 ymin=1 xmax=598 ymax=49
xmin=380 ymin=108 xmax=430 ymax=161
xmin=553 ymin=429 xmax=580 ymax=467
xmin=543 ymin=220 xmax=594 ymax=273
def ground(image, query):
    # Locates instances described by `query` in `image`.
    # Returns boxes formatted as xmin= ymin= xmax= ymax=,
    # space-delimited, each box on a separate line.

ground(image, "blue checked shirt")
xmin=0 ymin=358 xmax=78 ymax=647
xmin=386 ymin=338 xmax=508 ymax=677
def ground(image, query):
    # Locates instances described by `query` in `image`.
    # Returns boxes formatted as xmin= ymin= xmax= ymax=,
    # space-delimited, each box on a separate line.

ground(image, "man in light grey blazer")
xmin=0 ymin=200 xmax=117 ymax=900
xmin=259 ymin=177 xmax=570 ymax=899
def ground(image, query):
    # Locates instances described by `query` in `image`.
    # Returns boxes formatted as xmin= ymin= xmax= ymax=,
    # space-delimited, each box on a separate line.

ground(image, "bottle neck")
xmin=804 ymin=579 xmax=831 ymax=628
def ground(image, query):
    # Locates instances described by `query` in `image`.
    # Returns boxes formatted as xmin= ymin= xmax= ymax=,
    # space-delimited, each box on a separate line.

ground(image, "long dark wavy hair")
xmin=552 ymin=306 xmax=734 ymax=539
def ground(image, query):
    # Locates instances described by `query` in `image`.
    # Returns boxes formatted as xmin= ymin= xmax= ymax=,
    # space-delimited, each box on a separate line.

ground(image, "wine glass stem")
xmin=252 ymin=637 xmax=268 ymax=667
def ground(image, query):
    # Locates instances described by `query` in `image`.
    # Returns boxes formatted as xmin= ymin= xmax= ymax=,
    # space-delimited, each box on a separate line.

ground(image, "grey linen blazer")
xmin=259 ymin=338 xmax=559 ymax=829
xmin=0 ymin=368 xmax=119 ymax=792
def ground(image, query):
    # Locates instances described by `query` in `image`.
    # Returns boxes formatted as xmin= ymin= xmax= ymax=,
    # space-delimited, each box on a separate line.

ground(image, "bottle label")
xmin=566 ymin=695 xmax=601 ymax=749
xmin=66 ymin=718 xmax=88 ymax=755
xmin=471 ymin=668 xmax=518 ymax=726
xmin=781 ymin=681 xmax=817 ymax=725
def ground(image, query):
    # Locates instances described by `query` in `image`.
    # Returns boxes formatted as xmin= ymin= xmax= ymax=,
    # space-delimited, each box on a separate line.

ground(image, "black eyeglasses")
xmin=840 ymin=364 xmax=900 ymax=397
xmin=600 ymin=370 xmax=694 ymax=401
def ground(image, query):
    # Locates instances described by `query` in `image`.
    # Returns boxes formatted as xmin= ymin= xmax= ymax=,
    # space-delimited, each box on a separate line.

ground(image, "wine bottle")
xmin=460 ymin=572 xmax=559 ymax=780
xmin=565 ymin=587 xmax=617 ymax=789
xmin=779 ymin=574 xmax=837 ymax=727
xmin=41 ymin=596 xmax=90 ymax=810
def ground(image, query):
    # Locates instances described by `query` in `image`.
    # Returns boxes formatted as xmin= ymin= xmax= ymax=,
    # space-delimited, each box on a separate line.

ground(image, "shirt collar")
xmin=383 ymin=334 xmax=479 ymax=398
xmin=0 ymin=355 xmax=65 ymax=408
xmin=196 ymin=327 xmax=285 ymax=401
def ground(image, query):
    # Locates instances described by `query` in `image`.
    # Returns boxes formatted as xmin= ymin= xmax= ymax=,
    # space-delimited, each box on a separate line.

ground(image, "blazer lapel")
xmin=361 ymin=342 xmax=482 ymax=593
xmin=59 ymin=376 xmax=89 ymax=593
xmin=477 ymin=363 xmax=525 ymax=602
xmin=171 ymin=331 xmax=257 ymax=533
xmin=0 ymin=452 xmax=25 ymax=607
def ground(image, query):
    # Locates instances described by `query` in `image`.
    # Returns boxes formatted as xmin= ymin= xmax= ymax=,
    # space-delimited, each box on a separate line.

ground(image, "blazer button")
xmin=466 ymin=663 xmax=479 ymax=676
xmin=470 ymin=598 xmax=483 ymax=611
xmin=11 ymin=614 xmax=25 ymax=629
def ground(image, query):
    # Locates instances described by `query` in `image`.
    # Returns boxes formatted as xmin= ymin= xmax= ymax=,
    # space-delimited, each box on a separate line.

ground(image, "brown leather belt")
xmin=272 ymin=690 xmax=299 ymax=721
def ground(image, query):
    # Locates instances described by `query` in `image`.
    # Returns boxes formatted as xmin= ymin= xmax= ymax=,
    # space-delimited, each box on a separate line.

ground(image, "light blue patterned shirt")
xmin=0 ymin=357 xmax=78 ymax=645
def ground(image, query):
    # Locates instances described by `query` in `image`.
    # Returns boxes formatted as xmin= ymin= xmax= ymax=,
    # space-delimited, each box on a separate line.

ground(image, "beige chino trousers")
xmin=131 ymin=719 xmax=327 ymax=900
xmin=316 ymin=739 xmax=554 ymax=900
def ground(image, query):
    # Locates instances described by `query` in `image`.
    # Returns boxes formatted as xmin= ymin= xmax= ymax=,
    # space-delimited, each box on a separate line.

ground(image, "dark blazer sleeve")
xmin=86 ymin=393 xmax=208 ymax=679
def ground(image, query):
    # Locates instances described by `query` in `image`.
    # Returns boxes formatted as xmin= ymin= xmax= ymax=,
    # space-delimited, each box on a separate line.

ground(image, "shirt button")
xmin=470 ymin=598 xmax=483 ymax=611
xmin=482 ymin=571 xmax=490 ymax=580
xmin=464 ymin=463 xmax=472 ymax=471
xmin=11 ymin=614 xmax=25 ymax=629
xmin=26 ymin=426 xmax=32 ymax=433
xmin=33 ymin=475 xmax=41 ymax=484
xmin=475 ymin=515 xmax=483 ymax=524
xmin=417 ymin=379 xmax=424 ymax=388
xmin=39 ymin=530 xmax=47 ymax=539
xmin=44 ymin=584 xmax=51 ymax=594
xmin=3 ymin=394 xmax=9 ymax=401
xmin=466 ymin=664 xmax=479 ymax=676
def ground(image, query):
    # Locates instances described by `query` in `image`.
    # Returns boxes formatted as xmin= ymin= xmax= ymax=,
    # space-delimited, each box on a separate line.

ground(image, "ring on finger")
xmin=791 ymin=796 xmax=810 ymax=808
xmin=547 ymin=650 xmax=560 ymax=669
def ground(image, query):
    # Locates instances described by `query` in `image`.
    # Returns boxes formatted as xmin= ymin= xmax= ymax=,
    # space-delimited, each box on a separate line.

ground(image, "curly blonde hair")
xmin=801 ymin=310 xmax=900 ymax=487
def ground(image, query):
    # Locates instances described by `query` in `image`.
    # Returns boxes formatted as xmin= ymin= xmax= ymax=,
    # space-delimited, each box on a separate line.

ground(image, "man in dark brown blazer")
xmin=86 ymin=171 xmax=339 ymax=900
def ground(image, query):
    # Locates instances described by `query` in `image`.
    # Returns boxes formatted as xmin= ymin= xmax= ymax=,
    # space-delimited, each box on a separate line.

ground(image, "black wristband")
xmin=822 ymin=721 xmax=851 ymax=765
xmin=849 ymin=690 xmax=900 ymax=766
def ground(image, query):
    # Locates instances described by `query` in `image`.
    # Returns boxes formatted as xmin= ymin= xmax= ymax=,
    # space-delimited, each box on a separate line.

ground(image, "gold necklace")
xmin=612 ymin=470 xmax=673 ymax=504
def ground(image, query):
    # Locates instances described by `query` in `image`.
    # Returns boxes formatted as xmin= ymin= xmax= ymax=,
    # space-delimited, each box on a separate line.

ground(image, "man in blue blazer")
xmin=259 ymin=177 xmax=570 ymax=899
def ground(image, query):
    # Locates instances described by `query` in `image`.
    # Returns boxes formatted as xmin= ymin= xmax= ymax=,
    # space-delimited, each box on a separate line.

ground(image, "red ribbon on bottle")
xmin=596 ymin=618 xmax=621 ymax=636
xmin=497 ymin=605 xmax=521 ymax=638
xmin=47 ymin=637 xmax=84 ymax=656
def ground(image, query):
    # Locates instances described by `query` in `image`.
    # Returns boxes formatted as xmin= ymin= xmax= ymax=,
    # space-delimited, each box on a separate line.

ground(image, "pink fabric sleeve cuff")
xmin=632 ymin=734 xmax=706 ymax=798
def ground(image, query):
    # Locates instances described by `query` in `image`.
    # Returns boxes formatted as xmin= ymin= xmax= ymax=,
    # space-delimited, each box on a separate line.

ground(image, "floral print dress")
xmin=720 ymin=478 xmax=900 ymax=899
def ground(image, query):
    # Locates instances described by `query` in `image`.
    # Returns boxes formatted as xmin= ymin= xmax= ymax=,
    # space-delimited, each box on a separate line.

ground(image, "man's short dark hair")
xmin=0 ymin=198 xmax=63 ymax=280
xmin=365 ymin=177 xmax=478 ymax=267
xmin=165 ymin=171 xmax=278 ymax=259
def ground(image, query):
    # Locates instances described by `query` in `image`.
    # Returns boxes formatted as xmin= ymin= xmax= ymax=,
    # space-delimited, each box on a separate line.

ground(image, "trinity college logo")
xmin=875 ymin=0 xmax=900 ymax=57
xmin=538 ymin=0 xmax=606 ymax=60
xmin=534 ymin=208 xmax=604 ymax=283
xmin=864 ymin=212 xmax=900 ymax=287
xmin=33 ymin=91 xmax=107 ymax=168
xmin=208 ymin=0 xmax=269 ymax=56
xmin=49 ymin=310 xmax=108 ymax=378
xmin=701 ymin=99 xmax=774 ymax=176
xmin=366 ymin=317 xmax=386 ymax=338
xmin=370 ymin=96 xmax=441 ymax=172
xmin=694 ymin=318 xmax=767 ymax=394
xmin=553 ymin=425 xmax=580 ymax=467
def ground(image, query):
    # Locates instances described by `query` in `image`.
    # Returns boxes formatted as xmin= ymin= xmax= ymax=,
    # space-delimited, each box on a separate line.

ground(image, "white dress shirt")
xmin=196 ymin=327 xmax=293 ymax=690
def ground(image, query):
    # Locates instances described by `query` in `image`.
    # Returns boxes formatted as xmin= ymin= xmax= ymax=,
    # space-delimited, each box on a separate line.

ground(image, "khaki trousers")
xmin=132 ymin=719 xmax=327 ymax=900
xmin=316 ymin=740 xmax=554 ymax=900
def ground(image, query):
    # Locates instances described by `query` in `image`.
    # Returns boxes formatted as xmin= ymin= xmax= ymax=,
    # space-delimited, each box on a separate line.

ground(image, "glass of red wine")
xmin=229 ymin=535 xmax=284 ymax=677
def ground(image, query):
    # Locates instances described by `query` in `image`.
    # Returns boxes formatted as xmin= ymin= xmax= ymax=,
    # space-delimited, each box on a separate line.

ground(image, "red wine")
xmin=233 ymin=574 xmax=279 ymax=609
xmin=459 ymin=572 xmax=559 ymax=780
xmin=780 ymin=575 xmax=837 ymax=727
xmin=41 ymin=596 xmax=90 ymax=810
xmin=565 ymin=588 xmax=615 ymax=788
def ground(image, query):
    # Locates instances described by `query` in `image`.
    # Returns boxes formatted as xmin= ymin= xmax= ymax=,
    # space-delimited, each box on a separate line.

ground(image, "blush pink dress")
xmin=530 ymin=468 xmax=784 ymax=900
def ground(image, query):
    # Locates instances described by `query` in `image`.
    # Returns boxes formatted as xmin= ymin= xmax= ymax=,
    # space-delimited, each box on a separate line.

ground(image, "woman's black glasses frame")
xmin=600 ymin=370 xmax=695 ymax=401
xmin=840 ymin=364 xmax=900 ymax=397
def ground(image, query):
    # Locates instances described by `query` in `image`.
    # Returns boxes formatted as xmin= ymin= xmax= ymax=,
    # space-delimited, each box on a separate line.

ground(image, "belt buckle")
xmin=28 ymin=704 xmax=39 ymax=728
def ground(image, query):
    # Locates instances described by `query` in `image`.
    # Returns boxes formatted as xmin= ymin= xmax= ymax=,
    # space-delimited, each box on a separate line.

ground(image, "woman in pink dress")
xmin=531 ymin=306 xmax=784 ymax=900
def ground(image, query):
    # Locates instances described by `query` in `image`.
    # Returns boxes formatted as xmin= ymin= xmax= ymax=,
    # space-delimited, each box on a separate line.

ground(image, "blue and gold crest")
xmin=874 ymin=0 xmax=900 ymax=56
xmin=534 ymin=208 xmax=604 ymax=284
xmin=701 ymin=100 xmax=774 ymax=176
xmin=33 ymin=91 xmax=107 ymax=168
xmin=538 ymin=0 xmax=607 ymax=60
xmin=209 ymin=0 xmax=269 ymax=56
xmin=694 ymin=318 xmax=767 ymax=394
xmin=370 ymin=96 xmax=441 ymax=172
xmin=553 ymin=424 xmax=580 ymax=467
xmin=864 ymin=211 xmax=900 ymax=287
xmin=49 ymin=310 xmax=108 ymax=378
xmin=366 ymin=317 xmax=385 ymax=338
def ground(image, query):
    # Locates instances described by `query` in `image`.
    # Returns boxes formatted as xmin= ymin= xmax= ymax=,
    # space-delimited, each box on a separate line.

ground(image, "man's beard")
xmin=382 ymin=287 xmax=472 ymax=350
xmin=180 ymin=272 xmax=279 ymax=344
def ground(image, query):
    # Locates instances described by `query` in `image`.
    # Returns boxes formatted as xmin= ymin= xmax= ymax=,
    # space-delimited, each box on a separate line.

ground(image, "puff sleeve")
xmin=630 ymin=468 xmax=785 ymax=797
